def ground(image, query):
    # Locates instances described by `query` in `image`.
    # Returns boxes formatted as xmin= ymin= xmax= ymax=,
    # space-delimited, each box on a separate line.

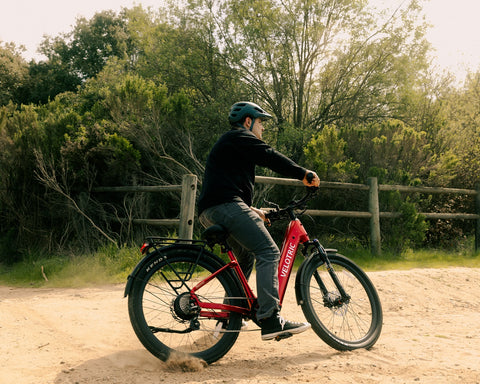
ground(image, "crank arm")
xmin=149 ymin=326 xmax=193 ymax=334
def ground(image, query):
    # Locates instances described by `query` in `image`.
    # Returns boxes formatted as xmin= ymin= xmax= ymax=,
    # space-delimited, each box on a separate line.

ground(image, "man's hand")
xmin=302 ymin=170 xmax=320 ymax=187
xmin=250 ymin=206 xmax=269 ymax=223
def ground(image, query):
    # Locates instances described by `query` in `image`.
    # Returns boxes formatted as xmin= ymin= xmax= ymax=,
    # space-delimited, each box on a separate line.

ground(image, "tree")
xmin=39 ymin=10 xmax=133 ymax=81
xmin=444 ymin=72 xmax=480 ymax=188
xmin=312 ymin=1 xmax=430 ymax=127
xmin=125 ymin=4 xmax=245 ymax=155
xmin=96 ymin=68 xmax=203 ymax=183
xmin=16 ymin=60 xmax=81 ymax=105
xmin=216 ymin=0 xmax=365 ymax=132
xmin=0 ymin=42 xmax=28 ymax=105
xmin=0 ymin=103 xmax=48 ymax=261
xmin=177 ymin=0 xmax=431 ymax=161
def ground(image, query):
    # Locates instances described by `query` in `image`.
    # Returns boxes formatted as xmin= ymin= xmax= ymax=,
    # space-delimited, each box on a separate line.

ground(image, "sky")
xmin=0 ymin=0 xmax=479 ymax=83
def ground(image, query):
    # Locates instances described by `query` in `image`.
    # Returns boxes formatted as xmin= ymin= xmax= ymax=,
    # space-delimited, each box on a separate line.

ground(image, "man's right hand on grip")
xmin=302 ymin=171 xmax=320 ymax=187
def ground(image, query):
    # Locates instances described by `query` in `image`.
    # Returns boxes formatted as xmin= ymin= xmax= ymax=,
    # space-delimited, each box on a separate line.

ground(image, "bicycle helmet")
xmin=228 ymin=101 xmax=273 ymax=125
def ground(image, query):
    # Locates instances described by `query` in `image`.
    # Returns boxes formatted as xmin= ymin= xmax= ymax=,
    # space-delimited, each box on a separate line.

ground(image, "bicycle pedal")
xmin=274 ymin=332 xmax=293 ymax=341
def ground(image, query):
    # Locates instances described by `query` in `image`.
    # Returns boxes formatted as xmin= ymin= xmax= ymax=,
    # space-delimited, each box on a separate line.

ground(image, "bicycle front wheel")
xmin=127 ymin=246 xmax=244 ymax=364
xmin=299 ymin=252 xmax=382 ymax=350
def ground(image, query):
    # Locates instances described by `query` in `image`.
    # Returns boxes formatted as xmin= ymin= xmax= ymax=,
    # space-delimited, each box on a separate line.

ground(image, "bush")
xmin=381 ymin=191 xmax=428 ymax=253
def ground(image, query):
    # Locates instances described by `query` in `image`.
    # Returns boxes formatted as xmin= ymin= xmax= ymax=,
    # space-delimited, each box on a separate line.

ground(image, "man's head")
xmin=229 ymin=102 xmax=272 ymax=125
xmin=228 ymin=101 xmax=273 ymax=140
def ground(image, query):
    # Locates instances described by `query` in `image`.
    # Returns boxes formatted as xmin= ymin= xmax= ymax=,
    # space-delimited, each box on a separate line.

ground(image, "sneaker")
xmin=260 ymin=312 xmax=311 ymax=341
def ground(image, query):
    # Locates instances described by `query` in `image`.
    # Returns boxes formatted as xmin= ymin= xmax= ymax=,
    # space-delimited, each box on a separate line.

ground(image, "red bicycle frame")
xmin=277 ymin=219 xmax=309 ymax=303
xmin=191 ymin=218 xmax=309 ymax=319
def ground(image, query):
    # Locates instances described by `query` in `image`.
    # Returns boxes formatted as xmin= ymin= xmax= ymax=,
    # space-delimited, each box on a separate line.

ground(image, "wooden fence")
xmin=94 ymin=174 xmax=197 ymax=240
xmin=95 ymin=175 xmax=480 ymax=255
xmin=256 ymin=176 xmax=480 ymax=255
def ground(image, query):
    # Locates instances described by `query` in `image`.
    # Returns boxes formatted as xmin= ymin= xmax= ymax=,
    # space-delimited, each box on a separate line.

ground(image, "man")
xmin=198 ymin=101 xmax=320 ymax=341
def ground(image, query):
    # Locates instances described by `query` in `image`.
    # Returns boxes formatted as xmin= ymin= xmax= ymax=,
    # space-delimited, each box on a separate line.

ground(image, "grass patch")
xmin=317 ymin=234 xmax=480 ymax=270
xmin=343 ymin=248 xmax=480 ymax=271
xmin=0 ymin=244 xmax=479 ymax=288
xmin=0 ymin=245 xmax=142 ymax=288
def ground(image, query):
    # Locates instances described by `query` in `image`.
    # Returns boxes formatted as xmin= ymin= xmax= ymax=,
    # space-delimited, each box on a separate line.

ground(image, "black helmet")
xmin=228 ymin=101 xmax=273 ymax=125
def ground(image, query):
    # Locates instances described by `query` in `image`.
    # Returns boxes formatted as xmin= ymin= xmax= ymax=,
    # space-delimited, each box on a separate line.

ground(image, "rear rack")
xmin=141 ymin=237 xmax=206 ymax=254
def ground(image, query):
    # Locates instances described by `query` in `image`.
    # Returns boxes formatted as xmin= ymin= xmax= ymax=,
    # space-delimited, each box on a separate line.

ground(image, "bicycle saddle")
xmin=201 ymin=224 xmax=229 ymax=247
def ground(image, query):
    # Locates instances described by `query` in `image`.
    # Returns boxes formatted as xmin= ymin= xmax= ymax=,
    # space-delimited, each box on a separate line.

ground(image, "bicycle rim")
xmin=128 ymin=247 xmax=243 ymax=364
xmin=300 ymin=253 xmax=382 ymax=350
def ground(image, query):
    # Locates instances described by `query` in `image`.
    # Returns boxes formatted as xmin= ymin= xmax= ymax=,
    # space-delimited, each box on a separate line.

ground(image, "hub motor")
xmin=172 ymin=292 xmax=199 ymax=321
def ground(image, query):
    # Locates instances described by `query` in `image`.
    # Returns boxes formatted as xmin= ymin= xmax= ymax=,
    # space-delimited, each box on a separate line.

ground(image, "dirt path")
xmin=1 ymin=268 xmax=479 ymax=384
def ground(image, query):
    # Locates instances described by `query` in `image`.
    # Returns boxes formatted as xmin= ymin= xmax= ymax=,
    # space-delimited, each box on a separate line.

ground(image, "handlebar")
xmin=264 ymin=186 xmax=318 ymax=223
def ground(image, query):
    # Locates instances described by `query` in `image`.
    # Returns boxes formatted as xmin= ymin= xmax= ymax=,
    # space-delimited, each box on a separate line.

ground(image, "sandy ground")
xmin=1 ymin=267 xmax=479 ymax=384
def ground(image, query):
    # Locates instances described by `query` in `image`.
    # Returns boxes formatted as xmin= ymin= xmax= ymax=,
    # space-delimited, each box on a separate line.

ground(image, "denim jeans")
xmin=199 ymin=201 xmax=280 ymax=320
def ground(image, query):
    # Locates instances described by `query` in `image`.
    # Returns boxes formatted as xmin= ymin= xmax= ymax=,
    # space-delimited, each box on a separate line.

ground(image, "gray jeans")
xmin=199 ymin=201 xmax=280 ymax=320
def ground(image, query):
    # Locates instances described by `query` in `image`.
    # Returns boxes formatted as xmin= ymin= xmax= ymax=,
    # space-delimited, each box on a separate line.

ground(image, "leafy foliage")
xmin=0 ymin=42 xmax=29 ymax=105
xmin=0 ymin=1 xmax=479 ymax=262
xmin=40 ymin=10 xmax=133 ymax=80
xmin=304 ymin=125 xmax=359 ymax=182
xmin=381 ymin=192 xmax=428 ymax=253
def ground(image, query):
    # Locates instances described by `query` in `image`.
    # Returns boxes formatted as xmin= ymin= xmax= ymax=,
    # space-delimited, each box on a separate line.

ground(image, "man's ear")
xmin=244 ymin=116 xmax=252 ymax=129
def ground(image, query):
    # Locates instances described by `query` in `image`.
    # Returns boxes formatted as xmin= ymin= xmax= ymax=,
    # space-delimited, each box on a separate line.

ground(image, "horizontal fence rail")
xmin=94 ymin=185 xmax=182 ymax=193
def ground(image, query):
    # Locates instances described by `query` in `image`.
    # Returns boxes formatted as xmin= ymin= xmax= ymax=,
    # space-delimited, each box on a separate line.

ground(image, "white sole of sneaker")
xmin=261 ymin=323 xmax=311 ymax=341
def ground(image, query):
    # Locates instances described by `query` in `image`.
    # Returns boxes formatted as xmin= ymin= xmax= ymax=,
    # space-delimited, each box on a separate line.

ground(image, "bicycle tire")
xmin=127 ymin=246 xmax=244 ymax=364
xmin=299 ymin=252 xmax=382 ymax=350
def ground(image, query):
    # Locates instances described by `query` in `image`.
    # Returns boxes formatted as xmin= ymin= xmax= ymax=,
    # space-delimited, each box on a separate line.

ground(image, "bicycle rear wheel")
xmin=299 ymin=252 xmax=382 ymax=350
xmin=127 ymin=246 xmax=244 ymax=364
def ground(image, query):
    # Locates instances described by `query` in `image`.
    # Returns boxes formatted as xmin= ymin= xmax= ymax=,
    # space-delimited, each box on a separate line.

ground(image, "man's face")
xmin=247 ymin=117 xmax=264 ymax=140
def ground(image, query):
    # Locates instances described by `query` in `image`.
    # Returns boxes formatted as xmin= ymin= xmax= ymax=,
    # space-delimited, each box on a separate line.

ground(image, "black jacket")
xmin=198 ymin=128 xmax=306 ymax=214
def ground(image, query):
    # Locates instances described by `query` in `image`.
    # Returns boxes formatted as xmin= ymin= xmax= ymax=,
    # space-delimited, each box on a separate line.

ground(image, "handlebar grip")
xmin=306 ymin=172 xmax=314 ymax=184
xmin=304 ymin=171 xmax=319 ymax=190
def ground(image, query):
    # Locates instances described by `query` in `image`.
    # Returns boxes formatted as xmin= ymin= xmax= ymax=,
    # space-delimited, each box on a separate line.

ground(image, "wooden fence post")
xmin=476 ymin=184 xmax=480 ymax=253
xmin=179 ymin=174 xmax=197 ymax=240
xmin=368 ymin=177 xmax=381 ymax=255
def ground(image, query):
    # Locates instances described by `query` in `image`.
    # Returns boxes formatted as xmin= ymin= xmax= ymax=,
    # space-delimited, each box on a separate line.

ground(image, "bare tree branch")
xmin=34 ymin=150 xmax=118 ymax=247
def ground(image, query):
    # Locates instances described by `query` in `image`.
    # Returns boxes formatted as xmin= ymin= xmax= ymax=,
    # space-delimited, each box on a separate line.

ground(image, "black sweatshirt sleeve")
xmin=238 ymin=132 xmax=307 ymax=180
